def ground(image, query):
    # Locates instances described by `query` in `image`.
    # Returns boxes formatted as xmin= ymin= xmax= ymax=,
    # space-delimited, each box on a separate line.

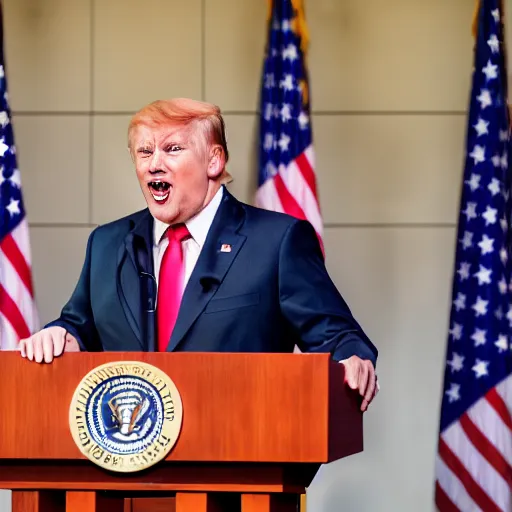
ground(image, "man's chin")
xmin=145 ymin=201 xmax=178 ymax=225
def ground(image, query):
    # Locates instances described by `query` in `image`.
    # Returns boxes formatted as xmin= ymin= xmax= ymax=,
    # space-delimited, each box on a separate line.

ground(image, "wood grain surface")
xmin=0 ymin=352 xmax=362 ymax=464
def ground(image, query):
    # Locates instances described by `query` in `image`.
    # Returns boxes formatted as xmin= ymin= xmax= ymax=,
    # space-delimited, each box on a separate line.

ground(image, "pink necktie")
xmin=157 ymin=224 xmax=190 ymax=352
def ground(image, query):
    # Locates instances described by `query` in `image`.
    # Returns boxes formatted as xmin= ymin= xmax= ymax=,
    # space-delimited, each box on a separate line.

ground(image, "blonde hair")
xmin=128 ymin=98 xmax=232 ymax=183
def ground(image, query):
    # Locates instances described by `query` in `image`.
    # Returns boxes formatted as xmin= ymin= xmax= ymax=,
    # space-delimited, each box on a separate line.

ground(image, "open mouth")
xmin=148 ymin=181 xmax=171 ymax=203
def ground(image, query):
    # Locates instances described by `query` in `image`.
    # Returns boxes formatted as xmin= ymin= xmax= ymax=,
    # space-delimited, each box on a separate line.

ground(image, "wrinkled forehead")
xmin=132 ymin=123 xmax=187 ymax=146
xmin=130 ymin=121 xmax=206 ymax=150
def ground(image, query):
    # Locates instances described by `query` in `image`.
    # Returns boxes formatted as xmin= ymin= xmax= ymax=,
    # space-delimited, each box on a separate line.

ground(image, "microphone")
xmin=140 ymin=272 xmax=157 ymax=312
xmin=139 ymin=271 xmax=157 ymax=352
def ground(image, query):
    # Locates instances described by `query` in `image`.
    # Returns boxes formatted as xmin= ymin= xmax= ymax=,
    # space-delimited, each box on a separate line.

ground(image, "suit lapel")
xmin=116 ymin=210 xmax=154 ymax=350
xmin=167 ymin=189 xmax=247 ymax=352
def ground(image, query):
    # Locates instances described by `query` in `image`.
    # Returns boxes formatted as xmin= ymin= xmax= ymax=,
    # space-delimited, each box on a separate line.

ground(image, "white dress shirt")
xmin=152 ymin=186 xmax=224 ymax=290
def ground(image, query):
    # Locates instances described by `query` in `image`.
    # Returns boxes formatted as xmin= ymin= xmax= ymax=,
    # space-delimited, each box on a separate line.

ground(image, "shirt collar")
xmin=153 ymin=186 xmax=224 ymax=247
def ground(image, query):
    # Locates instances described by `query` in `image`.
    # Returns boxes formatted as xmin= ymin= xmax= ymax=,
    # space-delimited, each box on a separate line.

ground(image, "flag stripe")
xmin=468 ymin=397 xmax=512 ymax=467
xmin=0 ymin=234 xmax=34 ymax=296
xmin=0 ymin=283 xmax=30 ymax=340
xmin=281 ymin=157 xmax=323 ymax=233
xmin=434 ymin=483 xmax=460 ymax=512
xmin=438 ymin=438 xmax=502 ymax=512
xmin=295 ymin=151 xmax=317 ymax=199
xmin=304 ymin=145 xmax=315 ymax=168
xmin=442 ymin=420 xmax=510 ymax=510
xmin=274 ymin=171 xmax=324 ymax=253
xmin=496 ymin=372 xmax=512 ymax=400
xmin=256 ymin=173 xmax=324 ymax=253
xmin=435 ymin=454 xmax=482 ymax=512
xmin=459 ymin=413 xmax=512 ymax=488
xmin=256 ymin=178 xmax=285 ymax=213
xmin=0 ymin=311 xmax=19 ymax=350
xmin=0 ymin=248 xmax=37 ymax=331
xmin=10 ymin=219 xmax=33 ymax=265
xmin=274 ymin=171 xmax=307 ymax=221
xmin=487 ymin=387 xmax=512 ymax=431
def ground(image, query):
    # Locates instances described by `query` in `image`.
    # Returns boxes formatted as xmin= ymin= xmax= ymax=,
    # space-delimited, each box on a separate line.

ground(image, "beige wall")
xmin=0 ymin=0 xmax=484 ymax=511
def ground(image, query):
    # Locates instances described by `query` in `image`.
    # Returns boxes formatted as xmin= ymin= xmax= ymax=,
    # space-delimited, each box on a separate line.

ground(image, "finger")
xmin=53 ymin=329 xmax=67 ymax=357
xmin=19 ymin=339 xmax=26 ymax=357
xmin=358 ymin=362 xmax=369 ymax=398
xmin=342 ymin=359 xmax=359 ymax=390
xmin=42 ymin=332 xmax=55 ymax=363
xmin=25 ymin=337 xmax=35 ymax=361
xmin=33 ymin=335 xmax=44 ymax=363
xmin=64 ymin=335 xmax=80 ymax=352
xmin=361 ymin=367 xmax=376 ymax=412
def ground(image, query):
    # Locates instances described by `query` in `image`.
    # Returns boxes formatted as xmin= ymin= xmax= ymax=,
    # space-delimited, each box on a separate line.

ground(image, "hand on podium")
xmin=19 ymin=326 xmax=80 ymax=363
xmin=340 ymin=355 xmax=380 ymax=412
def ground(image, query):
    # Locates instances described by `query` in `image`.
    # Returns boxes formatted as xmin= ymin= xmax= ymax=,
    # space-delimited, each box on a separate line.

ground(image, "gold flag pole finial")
xmin=290 ymin=0 xmax=310 ymax=54
xmin=472 ymin=0 xmax=481 ymax=38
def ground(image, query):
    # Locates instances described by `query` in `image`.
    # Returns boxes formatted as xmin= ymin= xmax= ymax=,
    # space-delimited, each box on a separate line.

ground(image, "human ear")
xmin=206 ymin=145 xmax=224 ymax=179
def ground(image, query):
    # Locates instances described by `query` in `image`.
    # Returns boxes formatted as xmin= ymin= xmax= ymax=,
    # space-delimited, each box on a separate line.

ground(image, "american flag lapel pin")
xmin=220 ymin=243 xmax=232 ymax=253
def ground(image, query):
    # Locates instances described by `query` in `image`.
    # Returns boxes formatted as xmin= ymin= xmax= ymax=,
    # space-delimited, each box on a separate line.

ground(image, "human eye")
xmin=166 ymin=144 xmax=183 ymax=153
xmin=137 ymin=147 xmax=153 ymax=157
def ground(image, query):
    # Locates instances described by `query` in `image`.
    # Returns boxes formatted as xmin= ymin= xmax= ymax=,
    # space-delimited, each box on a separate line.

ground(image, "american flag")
xmin=0 ymin=5 xmax=38 ymax=349
xmin=256 ymin=0 xmax=323 ymax=251
xmin=434 ymin=1 xmax=512 ymax=510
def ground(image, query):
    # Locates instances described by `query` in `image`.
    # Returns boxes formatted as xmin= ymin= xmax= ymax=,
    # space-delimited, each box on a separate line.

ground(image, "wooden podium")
xmin=0 ymin=351 xmax=363 ymax=512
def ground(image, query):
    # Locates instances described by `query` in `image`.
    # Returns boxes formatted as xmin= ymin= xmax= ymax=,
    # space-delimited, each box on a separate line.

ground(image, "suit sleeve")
xmin=278 ymin=219 xmax=378 ymax=366
xmin=44 ymin=228 xmax=102 ymax=351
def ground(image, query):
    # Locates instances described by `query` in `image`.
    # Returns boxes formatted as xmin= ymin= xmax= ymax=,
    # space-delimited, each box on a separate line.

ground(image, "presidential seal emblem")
xmin=69 ymin=361 xmax=182 ymax=473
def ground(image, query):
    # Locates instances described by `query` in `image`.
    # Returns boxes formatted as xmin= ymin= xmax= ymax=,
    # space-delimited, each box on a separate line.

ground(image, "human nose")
xmin=148 ymin=149 xmax=164 ymax=173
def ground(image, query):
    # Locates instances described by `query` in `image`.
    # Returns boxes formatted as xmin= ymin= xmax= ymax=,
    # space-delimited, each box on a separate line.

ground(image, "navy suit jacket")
xmin=47 ymin=188 xmax=377 ymax=365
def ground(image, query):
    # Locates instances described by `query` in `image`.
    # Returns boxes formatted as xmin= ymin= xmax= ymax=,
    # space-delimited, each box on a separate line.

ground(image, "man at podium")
xmin=19 ymin=98 xmax=379 ymax=412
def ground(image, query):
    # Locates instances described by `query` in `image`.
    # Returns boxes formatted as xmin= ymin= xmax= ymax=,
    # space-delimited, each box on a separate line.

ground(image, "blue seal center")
xmin=86 ymin=375 xmax=165 ymax=455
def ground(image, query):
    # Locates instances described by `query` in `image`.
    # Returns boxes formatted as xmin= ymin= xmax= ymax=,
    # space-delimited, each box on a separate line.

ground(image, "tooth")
xmin=151 ymin=192 xmax=169 ymax=201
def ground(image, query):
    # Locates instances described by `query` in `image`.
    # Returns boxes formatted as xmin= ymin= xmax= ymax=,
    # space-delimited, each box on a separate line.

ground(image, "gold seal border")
xmin=69 ymin=360 xmax=183 ymax=473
